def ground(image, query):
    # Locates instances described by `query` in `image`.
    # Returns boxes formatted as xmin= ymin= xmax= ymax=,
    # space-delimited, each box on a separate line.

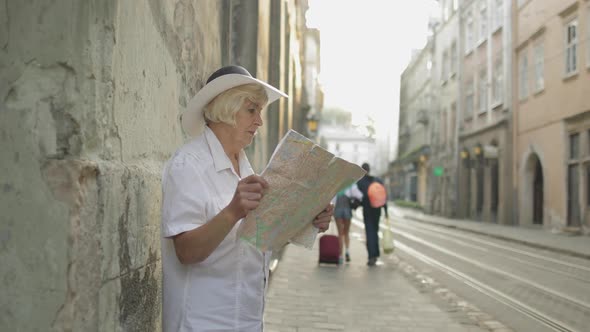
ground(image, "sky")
xmin=306 ymin=0 xmax=439 ymax=159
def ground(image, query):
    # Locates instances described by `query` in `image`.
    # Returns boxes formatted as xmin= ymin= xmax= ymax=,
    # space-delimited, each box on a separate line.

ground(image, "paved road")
xmin=388 ymin=206 xmax=590 ymax=332
xmin=264 ymin=224 xmax=490 ymax=332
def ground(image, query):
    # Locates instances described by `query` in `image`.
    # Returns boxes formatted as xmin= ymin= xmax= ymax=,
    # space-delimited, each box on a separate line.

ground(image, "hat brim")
xmin=181 ymin=74 xmax=288 ymax=137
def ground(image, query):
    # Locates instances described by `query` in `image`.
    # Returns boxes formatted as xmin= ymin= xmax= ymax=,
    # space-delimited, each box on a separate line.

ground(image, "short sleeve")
xmin=330 ymin=195 xmax=337 ymax=205
xmin=161 ymin=153 xmax=208 ymax=238
xmin=349 ymin=184 xmax=363 ymax=200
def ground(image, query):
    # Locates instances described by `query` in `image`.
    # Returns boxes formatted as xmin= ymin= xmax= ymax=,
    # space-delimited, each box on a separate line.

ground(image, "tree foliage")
xmin=320 ymin=107 xmax=352 ymax=126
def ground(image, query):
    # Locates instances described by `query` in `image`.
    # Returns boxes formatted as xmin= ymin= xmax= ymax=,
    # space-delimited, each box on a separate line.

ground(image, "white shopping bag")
xmin=381 ymin=216 xmax=395 ymax=254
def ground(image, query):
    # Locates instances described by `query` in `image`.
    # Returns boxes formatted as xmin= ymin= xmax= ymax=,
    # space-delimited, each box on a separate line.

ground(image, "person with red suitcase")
xmin=330 ymin=184 xmax=363 ymax=264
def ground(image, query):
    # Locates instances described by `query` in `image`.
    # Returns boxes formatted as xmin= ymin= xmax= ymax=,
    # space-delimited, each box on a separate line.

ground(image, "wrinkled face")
xmin=233 ymin=99 xmax=264 ymax=148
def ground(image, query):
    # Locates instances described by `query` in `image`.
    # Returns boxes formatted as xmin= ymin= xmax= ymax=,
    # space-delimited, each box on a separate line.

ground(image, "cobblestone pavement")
xmin=264 ymin=224 xmax=489 ymax=332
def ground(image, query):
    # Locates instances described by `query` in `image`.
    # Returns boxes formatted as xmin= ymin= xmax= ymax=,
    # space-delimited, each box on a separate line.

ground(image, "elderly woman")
xmin=161 ymin=65 xmax=333 ymax=331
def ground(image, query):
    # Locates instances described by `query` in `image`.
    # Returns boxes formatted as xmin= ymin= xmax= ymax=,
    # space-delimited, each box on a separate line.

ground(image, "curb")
xmin=404 ymin=215 xmax=590 ymax=261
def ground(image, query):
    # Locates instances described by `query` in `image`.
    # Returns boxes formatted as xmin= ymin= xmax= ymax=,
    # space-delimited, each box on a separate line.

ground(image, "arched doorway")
xmin=522 ymin=152 xmax=544 ymax=226
xmin=533 ymin=158 xmax=544 ymax=224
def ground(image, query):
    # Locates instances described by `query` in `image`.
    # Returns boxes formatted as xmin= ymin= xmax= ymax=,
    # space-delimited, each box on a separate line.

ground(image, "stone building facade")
xmin=0 ymin=1 xmax=319 ymax=330
xmin=392 ymin=0 xmax=590 ymax=235
xmin=301 ymin=28 xmax=323 ymax=140
xmin=428 ymin=0 xmax=461 ymax=217
xmin=318 ymin=124 xmax=377 ymax=167
xmin=392 ymin=0 xmax=513 ymax=223
xmin=390 ymin=39 xmax=435 ymax=208
xmin=513 ymin=0 xmax=590 ymax=232
xmin=457 ymin=0 xmax=513 ymax=224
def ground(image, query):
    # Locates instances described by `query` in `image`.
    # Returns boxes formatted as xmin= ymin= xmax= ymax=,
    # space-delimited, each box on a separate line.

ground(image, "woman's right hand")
xmin=172 ymin=174 xmax=268 ymax=264
xmin=225 ymin=174 xmax=269 ymax=220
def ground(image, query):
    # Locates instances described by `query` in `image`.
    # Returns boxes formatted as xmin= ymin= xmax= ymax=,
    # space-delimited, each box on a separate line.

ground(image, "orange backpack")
xmin=367 ymin=181 xmax=387 ymax=208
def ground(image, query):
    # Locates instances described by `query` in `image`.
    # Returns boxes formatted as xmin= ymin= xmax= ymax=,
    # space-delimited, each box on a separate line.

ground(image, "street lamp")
xmin=473 ymin=146 xmax=482 ymax=156
xmin=460 ymin=149 xmax=469 ymax=159
xmin=473 ymin=144 xmax=484 ymax=166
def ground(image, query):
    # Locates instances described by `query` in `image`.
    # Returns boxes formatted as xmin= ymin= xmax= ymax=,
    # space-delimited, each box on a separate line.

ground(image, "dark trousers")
xmin=363 ymin=209 xmax=381 ymax=259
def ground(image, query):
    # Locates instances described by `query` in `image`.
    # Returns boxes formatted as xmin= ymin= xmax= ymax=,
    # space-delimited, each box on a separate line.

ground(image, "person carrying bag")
xmin=357 ymin=163 xmax=389 ymax=266
xmin=381 ymin=215 xmax=395 ymax=254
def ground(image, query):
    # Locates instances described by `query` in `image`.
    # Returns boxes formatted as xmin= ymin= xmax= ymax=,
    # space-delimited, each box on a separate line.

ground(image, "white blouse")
xmin=161 ymin=127 xmax=271 ymax=332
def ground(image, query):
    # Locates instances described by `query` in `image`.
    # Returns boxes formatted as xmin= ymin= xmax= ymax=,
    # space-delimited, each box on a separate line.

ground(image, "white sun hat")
xmin=180 ymin=65 xmax=288 ymax=137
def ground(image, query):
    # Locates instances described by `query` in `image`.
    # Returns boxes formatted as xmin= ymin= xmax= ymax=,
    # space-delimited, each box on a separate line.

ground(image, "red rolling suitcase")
xmin=318 ymin=234 xmax=340 ymax=264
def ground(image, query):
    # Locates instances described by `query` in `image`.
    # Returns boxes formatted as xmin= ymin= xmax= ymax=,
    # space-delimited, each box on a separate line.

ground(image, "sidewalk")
xmin=393 ymin=206 xmax=590 ymax=260
xmin=263 ymin=223 xmax=489 ymax=332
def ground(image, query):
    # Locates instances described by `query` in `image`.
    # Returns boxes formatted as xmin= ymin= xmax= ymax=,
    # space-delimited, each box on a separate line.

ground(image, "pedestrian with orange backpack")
xmin=356 ymin=162 xmax=389 ymax=266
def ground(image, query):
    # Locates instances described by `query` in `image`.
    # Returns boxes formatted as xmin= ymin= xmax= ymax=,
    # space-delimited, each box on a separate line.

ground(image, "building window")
xmin=570 ymin=133 xmax=579 ymax=159
xmin=494 ymin=0 xmax=503 ymax=31
xmin=451 ymin=41 xmax=458 ymax=76
xmin=443 ymin=0 xmax=450 ymax=21
xmin=466 ymin=12 xmax=474 ymax=53
xmin=519 ymin=51 xmax=529 ymax=100
xmin=442 ymin=50 xmax=449 ymax=81
xmin=565 ymin=18 xmax=578 ymax=76
xmin=587 ymin=7 xmax=590 ymax=68
xmin=533 ymin=42 xmax=545 ymax=92
xmin=441 ymin=110 xmax=447 ymax=144
xmin=465 ymin=80 xmax=474 ymax=118
xmin=493 ymin=58 xmax=503 ymax=104
xmin=479 ymin=0 xmax=488 ymax=41
xmin=449 ymin=103 xmax=457 ymax=146
xmin=478 ymin=68 xmax=488 ymax=113
xmin=453 ymin=0 xmax=459 ymax=12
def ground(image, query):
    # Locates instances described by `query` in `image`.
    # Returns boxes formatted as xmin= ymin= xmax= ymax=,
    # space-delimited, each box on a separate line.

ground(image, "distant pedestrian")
xmin=161 ymin=65 xmax=333 ymax=331
xmin=331 ymin=183 xmax=363 ymax=264
xmin=356 ymin=162 xmax=389 ymax=266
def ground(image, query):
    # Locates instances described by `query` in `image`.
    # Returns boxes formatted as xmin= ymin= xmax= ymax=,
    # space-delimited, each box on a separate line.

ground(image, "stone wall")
xmin=0 ymin=1 xmax=224 ymax=330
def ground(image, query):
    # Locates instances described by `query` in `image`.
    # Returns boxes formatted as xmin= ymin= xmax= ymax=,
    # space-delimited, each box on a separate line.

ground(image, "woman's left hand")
xmin=313 ymin=203 xmax=334 ymax=233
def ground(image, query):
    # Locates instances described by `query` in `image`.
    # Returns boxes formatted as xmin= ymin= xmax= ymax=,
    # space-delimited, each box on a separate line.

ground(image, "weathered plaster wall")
xmin=0 ymin=1 xmax=223 ymax=330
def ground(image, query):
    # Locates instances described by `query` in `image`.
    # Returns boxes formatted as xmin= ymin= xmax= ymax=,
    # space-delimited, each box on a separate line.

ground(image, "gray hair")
xmin=203 ymin=83 xmax=268 ymax=126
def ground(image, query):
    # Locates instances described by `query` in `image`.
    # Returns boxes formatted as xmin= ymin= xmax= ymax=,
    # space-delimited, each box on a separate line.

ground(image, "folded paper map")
xmin=237 ymin=129 xmax=366 ymax=251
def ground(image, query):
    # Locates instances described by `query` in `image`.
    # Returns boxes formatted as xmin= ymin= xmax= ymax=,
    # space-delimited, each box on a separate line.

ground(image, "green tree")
xmin=320 ymin=107 xmax=352 ymax=126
